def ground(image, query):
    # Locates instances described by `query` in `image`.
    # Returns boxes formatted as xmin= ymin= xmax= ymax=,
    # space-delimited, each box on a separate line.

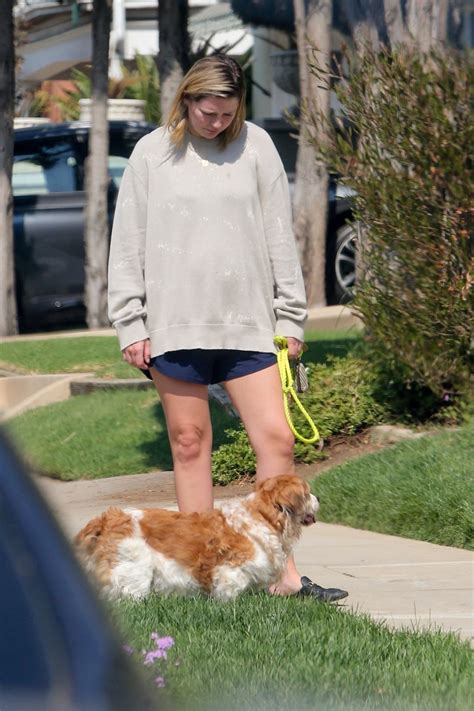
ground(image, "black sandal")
xmin=296 ymin=576 xmax=348 ymax=603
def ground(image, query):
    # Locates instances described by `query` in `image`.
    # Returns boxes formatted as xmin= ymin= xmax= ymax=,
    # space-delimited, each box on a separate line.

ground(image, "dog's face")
xmin=74 ymin=507 xmax=134 ymax=584
xmin=252 ymin=475 xmax=319 ymax=536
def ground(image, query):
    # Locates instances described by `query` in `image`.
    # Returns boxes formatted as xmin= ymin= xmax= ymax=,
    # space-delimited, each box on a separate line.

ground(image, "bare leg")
xmin=151 ymin=369 xmax=213 ymax=513
xmin=224 ymin=364 xmax=302 ymax=594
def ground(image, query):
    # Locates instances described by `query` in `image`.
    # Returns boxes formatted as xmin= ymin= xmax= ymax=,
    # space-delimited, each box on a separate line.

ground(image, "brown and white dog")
xmin=75 ymin=474 xmax=319 ymax=600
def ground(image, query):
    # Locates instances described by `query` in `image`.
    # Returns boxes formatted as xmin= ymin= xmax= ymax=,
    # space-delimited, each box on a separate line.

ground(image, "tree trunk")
xmin=407 ymin=0 xmax=450 ymax=49
xmin=383 ymin=0 xmax=412 ymax=46
xmin=0 ymin=0 xmax=17 ymax=336
xmin=158 ymin=0 xmax=189 ymax=122
xmin=84 ymin=0 xmax=112 ymax=329
xmin=293 ymin=0 xmax=331 ymax=307
xmin=341 ymin=0 xmax=387 ymax=50
xmin=341 ymin=0 xmax=458 ymax=50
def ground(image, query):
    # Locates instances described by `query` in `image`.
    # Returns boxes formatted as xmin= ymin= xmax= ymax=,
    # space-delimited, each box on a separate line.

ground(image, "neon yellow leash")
xmin=274 ymin=336 xmax=320 ymax=445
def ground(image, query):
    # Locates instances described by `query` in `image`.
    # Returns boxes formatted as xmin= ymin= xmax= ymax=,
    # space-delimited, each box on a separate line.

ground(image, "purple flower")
xmin=154 ymin=676 xmax=166 ymax=688
xmin=150 ymin=633 xmax=175 ymax=650
xmin=157 ymin=636 xmax=175 ymax=650
xmin=122 ymin=645 xmax=134 ymax=655
xmin=143 ymin=633 xmax=175 ymax=666
xmin=144 ymin=648 xmax=167 ymax=665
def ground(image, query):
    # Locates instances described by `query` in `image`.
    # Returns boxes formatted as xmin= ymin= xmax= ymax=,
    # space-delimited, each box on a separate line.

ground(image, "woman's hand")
xmin=122 ymin=339 xmax=151 ymax=370
xmin=287 ymin=337 xmax=304 ymax=360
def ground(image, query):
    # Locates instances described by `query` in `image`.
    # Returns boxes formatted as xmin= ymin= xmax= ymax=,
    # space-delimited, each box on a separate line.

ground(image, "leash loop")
xmin=274 ymin=336 xmax=320 ymax=445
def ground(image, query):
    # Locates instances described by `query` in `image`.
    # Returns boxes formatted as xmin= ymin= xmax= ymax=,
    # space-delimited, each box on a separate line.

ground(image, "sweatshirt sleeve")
xmin=257 ymin=145 xmax=308 ymax=342
xmin=107 ymin=160 xmax=149 ymax=351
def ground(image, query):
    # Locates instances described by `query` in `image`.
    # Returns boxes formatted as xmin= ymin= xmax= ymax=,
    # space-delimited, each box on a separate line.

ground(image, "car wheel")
xmin=333 ymin=221 xmax=358 ymax=303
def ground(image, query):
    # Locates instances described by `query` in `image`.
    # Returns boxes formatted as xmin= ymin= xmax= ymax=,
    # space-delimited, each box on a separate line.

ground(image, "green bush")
xmin=294 ymin=358 xmax=385 ymax=439
xmin=212 ymin=428 xmax=257 ymax=485
xmin=310 ymin=47 xmax=473 ymax=415
xmin=212 ymin=356 xmax=385 ymax=484
xmin=51 ymin=55 xmax=160 ymax=124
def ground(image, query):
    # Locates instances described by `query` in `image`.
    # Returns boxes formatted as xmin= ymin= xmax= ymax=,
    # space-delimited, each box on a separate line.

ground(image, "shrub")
xmin=51 ymin=55 xmax=160 ymax=123
xmin=212 ymin=356 xmax=386 ymax=484
xmin=294 ymin=358 xmax=385 ymax=438
xmin=212 ymin=428 xmax=257 ymax=485
xmin=310 ymin=46 xmax=473 ymax=415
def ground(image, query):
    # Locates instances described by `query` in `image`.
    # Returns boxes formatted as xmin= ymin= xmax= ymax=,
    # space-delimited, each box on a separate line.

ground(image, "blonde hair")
xmin=165 ymin=55 xmax=246 ymax=149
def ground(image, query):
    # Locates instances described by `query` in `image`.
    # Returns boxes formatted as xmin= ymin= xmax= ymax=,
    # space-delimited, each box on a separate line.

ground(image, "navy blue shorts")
xmin=141 ymin=349 xmax=276 ymax=385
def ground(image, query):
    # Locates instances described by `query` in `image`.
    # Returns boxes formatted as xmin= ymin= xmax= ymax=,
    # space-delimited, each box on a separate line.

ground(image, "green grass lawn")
xmin=312 ymin=420 xmax=474 ymax=549
xmin=110 ymin=593 xmax=472 ymax=710
xmin=4 ymin=335 xmax=473 ymax=552
xmin=6 ymin=389 xmax=236 ymax=479
xmin=0 ymin=328 xmax=361 ymax=378
xmin=3 ymin=329 xmax=362 ymax=480
xmin=0 ymin=336 xmax=136 ymax=379
xmin=4 ymin=331 xmax=472 ymax=707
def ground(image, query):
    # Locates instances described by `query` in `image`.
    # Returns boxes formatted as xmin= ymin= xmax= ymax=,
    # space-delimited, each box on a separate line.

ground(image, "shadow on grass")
xmin=138 ymin=399 xmax=240 ymax=472
xmin=305 ymin=336 xmax=360 ymax=364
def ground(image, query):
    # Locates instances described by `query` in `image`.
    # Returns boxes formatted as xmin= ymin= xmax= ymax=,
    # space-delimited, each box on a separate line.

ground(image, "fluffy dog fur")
xmin=75 ymin=474 xmax=319 ymax=600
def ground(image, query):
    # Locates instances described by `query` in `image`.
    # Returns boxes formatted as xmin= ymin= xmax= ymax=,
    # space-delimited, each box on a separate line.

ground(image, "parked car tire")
xmin=332 ymin=220 xmax=358 ymax=303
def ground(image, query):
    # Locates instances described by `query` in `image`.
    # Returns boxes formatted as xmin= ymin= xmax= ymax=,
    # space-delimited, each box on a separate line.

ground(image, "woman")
xmin=108 ymin=55 xmax=347 ymax=602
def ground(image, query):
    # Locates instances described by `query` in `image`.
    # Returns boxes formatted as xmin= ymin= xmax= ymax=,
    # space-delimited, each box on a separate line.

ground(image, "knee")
xmin=275 ymin=426 xmax=295 ymax=457
xmin=171 ymin=424 xmax=207 ymax=465
xmin=254 ymin=423 xmax=294 ymax=459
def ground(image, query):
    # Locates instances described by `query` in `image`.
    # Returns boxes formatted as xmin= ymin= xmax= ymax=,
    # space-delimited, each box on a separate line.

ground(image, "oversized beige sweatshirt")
xmin=108 ymin=121 xmax=307 ymax=356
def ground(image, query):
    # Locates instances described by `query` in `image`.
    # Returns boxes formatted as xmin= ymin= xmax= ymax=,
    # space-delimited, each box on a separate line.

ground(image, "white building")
xmin=15 ymin=1 xmax=296 ymax=121
xmin=15 ymin=2 xmax=243 ymax=82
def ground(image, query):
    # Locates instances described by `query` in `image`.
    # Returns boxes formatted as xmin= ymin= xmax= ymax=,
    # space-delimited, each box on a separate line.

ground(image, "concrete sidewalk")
xmin=36 ymin=470 xmax=473 ymax=643
xmin=0 ymin=305 xmax=362 ymax=344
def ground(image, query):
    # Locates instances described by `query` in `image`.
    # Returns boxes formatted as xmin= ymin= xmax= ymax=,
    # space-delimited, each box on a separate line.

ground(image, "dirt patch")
xmin=297 ymin=431 xmax=383 ymax=478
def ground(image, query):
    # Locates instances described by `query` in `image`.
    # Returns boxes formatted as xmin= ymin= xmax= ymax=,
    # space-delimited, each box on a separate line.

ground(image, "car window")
xmin=107 ymin=130 xmax=151 ymax=189
xmin=13 ymin=141 xmax=77 ymax=196
xmin=108 ymin=155 xmax=129 ymax=189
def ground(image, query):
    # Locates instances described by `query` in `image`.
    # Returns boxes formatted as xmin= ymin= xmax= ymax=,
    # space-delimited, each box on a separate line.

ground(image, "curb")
xmin=0 ymin=372 xmax=92 ymax=422
xmin=306 ymin=304 xmax=362 ymax=332
xmin=70 ymin=378 xmax=153 ymax=396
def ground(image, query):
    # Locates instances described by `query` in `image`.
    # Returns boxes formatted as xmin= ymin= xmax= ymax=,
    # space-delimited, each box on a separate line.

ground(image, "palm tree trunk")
xmin=0 ymin=0 xmax=17 ymax=336
xmin=341 ymin=0 xmax=457 ymax=50
xmin=293 ymin=0 xmax=331 ymax=307
xmin=407 ymin=0 xmax=450 ymax=49
xmin=84 ymin=0 xmax=112 ymax=329
xmin=158 ymin=0 xmax=189 ymax=122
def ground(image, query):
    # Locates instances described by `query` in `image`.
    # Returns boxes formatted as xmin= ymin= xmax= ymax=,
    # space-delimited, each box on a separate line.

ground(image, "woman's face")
xmin=185 ymin=95 xmax=240 ymax=140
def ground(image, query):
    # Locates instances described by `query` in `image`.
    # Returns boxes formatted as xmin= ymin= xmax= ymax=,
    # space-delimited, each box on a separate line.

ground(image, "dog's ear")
xmin=74 ymin=513 xmax=107 ymax=550
xmin=276 ymin=502 xmax=294 ymax=516
xmin=278 ymin=490 xmax=305 ymax=517
xmin=258 ymin=475 xmax=308 ymax=517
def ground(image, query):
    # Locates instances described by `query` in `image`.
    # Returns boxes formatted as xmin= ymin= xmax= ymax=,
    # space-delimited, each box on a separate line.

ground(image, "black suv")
xmin=13 ymin=120 xmax=155 ymax=331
